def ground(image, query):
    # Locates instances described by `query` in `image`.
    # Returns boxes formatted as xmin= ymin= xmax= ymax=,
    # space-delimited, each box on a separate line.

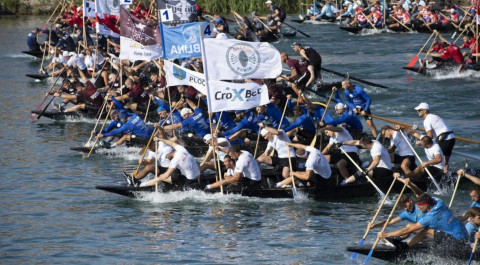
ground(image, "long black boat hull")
xmin=31 ymin=108 xmax=159 ymax=123
xmin=346 ymin=242 xmax=475 ymax=262
xmin=26 ymin=73 xmax=49 ymax=80
xmin=339 ymin=26 xmax=363 ymax=34
xmin=22 ymin=50 xmax=44 ymax=59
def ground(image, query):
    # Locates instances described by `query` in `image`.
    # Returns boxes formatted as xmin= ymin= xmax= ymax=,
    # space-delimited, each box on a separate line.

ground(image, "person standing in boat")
xmin=413 ymin=102 xmax=455 ymax=174
xmin=264 ymin=0 xmax=286 ymax=31
xmin=278 ymin=52 xmax=311 ymax=95
xmin=335 ymin=78 xmax=378 ymax=138
xmin=340 ymin=135 xmax=392 ymax=185
xmin=275 ymin=142 xmax=332 ymax=188
xmin=382 ymin=125 xmax=416 ymax=178
xmin=256 ymin=123 xmax=297 ymax=181
xmin=378 ymin=193 xmax=469 ymax=249
xmin=318 ymin=125 xmax=360 ymax=182
xmin=27 ymin=27 xmax=41 ymax=52
xmin=205 ymin=146 xmax=262 ymax=190
xmin=141 ymin=138 xmax=200 ymax=189
xmin=291 ymin=42 xmax=322 ymax=87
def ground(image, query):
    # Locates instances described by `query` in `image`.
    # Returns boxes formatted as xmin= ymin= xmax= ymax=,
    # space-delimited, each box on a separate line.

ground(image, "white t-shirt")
xmin=328 ymin=127 xmax=357 ymax=153
xmin=390 ymin=131 xmax=414 ymax=157
xmin=234 ymin=151 xmax=261 ymax=181
xmin=424 ymin=143 xmax=444 ymax=170
xmin=207 ymin=137 xmax=231 ymax=162
xmin=370 ymin=140 xmax=392 ymax=170
xmin=265 ymin=130 xmax=295 ymax=158
xmin=169 ymin=145 xmax=200 ymax=180
xmin=423 ymin=113 xmax=454 ymax=141
xmin=305 ymin=146 xmax=331 ymax=179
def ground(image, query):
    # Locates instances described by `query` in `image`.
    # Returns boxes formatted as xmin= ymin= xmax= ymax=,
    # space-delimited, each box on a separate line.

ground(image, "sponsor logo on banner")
xmin=214 ymin=86 xmax=263 ymax=102
xmin=164 ymin=60 xmax=207 ymax=94
xmin=226 ymin=43 xmax=260 ymax=77
xmin=173 ymin=66 xmax=187 ymax=80
xmin=208 ymin=80 xmax=269 ymax=112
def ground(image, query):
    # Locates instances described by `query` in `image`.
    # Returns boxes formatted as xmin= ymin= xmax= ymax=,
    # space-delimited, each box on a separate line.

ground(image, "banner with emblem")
xmin=83 ymin=0 xmax=96 ymax=18
xmin=207 ymin=81 xmax=269 ymax=112
xmin=163 ymin=60 xmax=206 ymax=94
xmin=161 ymin=21 xmax=214 ymax=59
xmin=202 ymin=38 xmax=282 ymax=80
xmin=95 ymin=0 xmax=121 ymax=37
xmin=120 ymin=6 xmax=163 ymax=61
xmin=157 ymin=0 xmax=197 ymax=25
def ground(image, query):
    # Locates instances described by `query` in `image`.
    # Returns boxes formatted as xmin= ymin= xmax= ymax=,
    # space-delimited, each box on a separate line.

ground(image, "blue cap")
xmin=119 ymin=110 xmax=128 ymax=119
xmin=214 ymin=18 xmax=223 ymax=24
xmin=157 ymin=106 xmax=165 ymax=113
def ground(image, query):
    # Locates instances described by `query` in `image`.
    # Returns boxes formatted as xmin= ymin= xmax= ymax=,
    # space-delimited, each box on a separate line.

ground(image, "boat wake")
xmin=93 ymin=145 xmax=142 ymax=159
xmin=402 ymin=252 xmax=468 ymax=265
xmin=430 ymin=68 xmax=480 ymax=79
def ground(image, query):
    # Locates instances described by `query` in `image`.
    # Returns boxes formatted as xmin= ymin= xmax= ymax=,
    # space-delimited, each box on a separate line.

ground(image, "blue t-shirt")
xmin=27 ymin=32 xmax=40 ymax=51
xmin=180 ymin=108 xmax=210 ymax=137
xmin=312 ymin=106 xmax=334 ymax=125
xmin=257 ymin=102 xmax=290 ymax=129
xmin=465 ymin=221 xmax=479 ymax=243
xmin=102 ymin=114 xmax=154 ymax=138
xmin=284 ymin=104 xmax=315 ymax=133
xmin=470 ymin=201 xmax=480 ymax=208
xmin=100 ymin=120 xmax=124 ymax=134
xmin=213 ymin=111 xmax=236 ymax=131
xmin=326 ymin=107 xmax=363 ymax=130
xmin=335 ymin=85 xmax=372 ymax=111
xmin=398 ymin=204 xmax=424 ymax=223
xmin=418 ymin=197 xmax=469 ymax=240
xmin=220 ymin=110 xmax=259 ymax=138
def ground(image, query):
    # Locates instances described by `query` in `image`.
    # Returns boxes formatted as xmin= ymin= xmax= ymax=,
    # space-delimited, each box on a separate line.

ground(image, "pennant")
xmin=207 ymin=81 xmax=269 ymax=112
xmin=120 ymin=7 xmax=163 ymax=61
xmin=83 ymin=0 xmax=96 ymax=18
xmin=157 ymin=0 xmax=197 ymax=25
xmin=202 ymin=38 xmax=282 ymax=80
xmin=162 ymin=22 xmax=214 ymax=59
xmin=96 ymin=0 xmax=121 ymax=37
xmin=163 ymin=60 xmax=206 ymax=94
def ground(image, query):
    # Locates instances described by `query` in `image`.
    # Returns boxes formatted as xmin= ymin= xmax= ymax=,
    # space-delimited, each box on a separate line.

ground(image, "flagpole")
xmin=82 ymin=0 xmax=86 ymax=49
xmin=199 ymin=26 xmax=223 ymax=194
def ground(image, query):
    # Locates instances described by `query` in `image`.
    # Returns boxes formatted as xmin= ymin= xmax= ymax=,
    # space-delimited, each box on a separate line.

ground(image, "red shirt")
xmin=127 ymin=82 xmax=145 ymax=98
xmin=77 ymin=81 xmax=104 ymax=107
xmin=442 ymin=44 xmax=464 ymax=63
xmin=286 ymin=58 xmax=308 ymax=77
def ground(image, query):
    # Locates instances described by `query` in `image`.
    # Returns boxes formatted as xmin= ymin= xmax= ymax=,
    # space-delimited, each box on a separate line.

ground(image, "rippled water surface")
xmin=0 ymin=15 xmax=479 ymax=265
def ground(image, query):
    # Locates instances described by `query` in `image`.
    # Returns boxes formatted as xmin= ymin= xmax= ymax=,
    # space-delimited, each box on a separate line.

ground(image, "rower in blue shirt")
xmin=164 ymin=98 xmax=210 ymax=137
xmin=75 ymin=28 xmax=94 ymax=47
xmin=284 ymin=96 xmax=316 ymax=141
xmin=464 ymin=207 xmax=480 ymax=245
xmin=201 ymin=97 xmax=236 ymax=131
xmin=336 ymin=79 xmax=378 ymax=137
xmin=56 ymin=31 xmax=77 ymax=52
xmin=300 ymin=93 xmax=334 ymax=125
xmin=153 ymin=98 xmax=185 ymax=134
xmin=91 ymin=109 xmax=124 ymax=146
xmin=220 ymin=109 xmax=259 ymax=138
xmin=457 ymin=183 xmax=480 ymax=222
xmin=379 ymin=193 xmax=469 ymax=249
xmin=325 ymin=102 xmax=363 ymax=139
xmin=41 ymin=28 xmax=59 ymax=46
xmin=27 ymin=27 xmax=41 ymax=51
xmin=97 ymin=109 xmax=154 ymax=148
xmin=256 ymin=102 xmax=290 ymax=129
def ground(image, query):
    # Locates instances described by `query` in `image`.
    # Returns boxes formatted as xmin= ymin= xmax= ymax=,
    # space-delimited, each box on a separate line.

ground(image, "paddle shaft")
xmin=283 ymin=21 xmax=311 ymax=37
xmin=320 ymin=67 xmax=388 ymax=88
xmin=398 ymin=130 xmax=443 ymax=194
xmin=360 ymin=11 xmax=377 ymax=30
xmin=368 ymin=114 xmax=480 ymax=144
xmin=339 ymin=147 xmax=386 ymax=198
xmin=86 ymin=104 xmax=114 ymax=158
xmin=269 ymin=99 xmax=289 ymax=156
xmin=287 ymin=146 xmax=297 ymax=197
xmin=389 ymin=15 xmax=412 ymax=31
xmin=448 ymin=174 xmax=462 ymax=208
xmin=311 ymin=90 xmax=334 ymax=147
xmin=34 ymin=67 xmax=66 ymax=111
xmin=42 ymin=0 xmax=63 ymax=30
xmin=364 ymin=182 xmax=408 ymax=264
xmin=412 ymin=31 xmax=437 ymax=61
xmin=144 ymin=96 xmax=152 ymax=122
xmin=468 ymin=237 xmax=479 ymax=265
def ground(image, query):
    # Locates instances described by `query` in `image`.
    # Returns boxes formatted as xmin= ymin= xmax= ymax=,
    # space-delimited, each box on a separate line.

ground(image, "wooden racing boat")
xmin=25 ymin=73 xmax=49 ymax=80
xmin=22 ymin=50 xmax=44 ymax=59
xmin=346 ymin=241 xmax=475 ymax=262
xmin=30 ymin=108 xmax=159 ymax=123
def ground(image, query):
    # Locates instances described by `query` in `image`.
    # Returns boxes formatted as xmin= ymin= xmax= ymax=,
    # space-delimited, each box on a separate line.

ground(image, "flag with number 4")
xmin=161 ymin=21 xmax=213 ymax=59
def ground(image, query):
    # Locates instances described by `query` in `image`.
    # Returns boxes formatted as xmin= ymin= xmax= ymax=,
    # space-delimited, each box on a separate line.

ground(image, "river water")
xmin=0 ymin=15 xmax=479 ymax=265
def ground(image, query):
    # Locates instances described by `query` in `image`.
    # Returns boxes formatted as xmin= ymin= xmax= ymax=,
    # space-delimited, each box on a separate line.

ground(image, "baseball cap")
xmin=203 ymin=134 xmax=212 ymax=143
xmin=180 ymin=108 xmax=193 ymax=116
xmin=335 ymin=103 xmax=346 ymax=110
xmin=265 ymin=0 xmax=272 ymax=4
xmin=119 ymin=109 xmax=128 ymax=119
xmin=157 ymin=106 xmax=165 ymax=113
xmin=34 ymin=27 xmax=40 ymax=32
xmin=414 ymin=102 xmax=430 ymax=111
xmin=251 ymin=11 xmax=257 ymax=15
xmin=260 ymin=128 xmax=269 ymax=137
xmin=63 ymin=51 xmax=69 ymax=57
xmin=291 ymin=42 xmax=301 ymax=47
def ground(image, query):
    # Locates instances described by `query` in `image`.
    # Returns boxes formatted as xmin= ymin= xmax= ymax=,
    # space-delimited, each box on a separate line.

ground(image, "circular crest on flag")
xmin=226 ymin=43 xmax=260 ymax=76
xmin=182 ymin=27 xmax=198 ymax=44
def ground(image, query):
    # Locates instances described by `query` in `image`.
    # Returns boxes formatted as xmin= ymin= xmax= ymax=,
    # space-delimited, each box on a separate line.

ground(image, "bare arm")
xmin=380 ymin=222 xmax=424 ymax=238
xmin=458 ymin=169 xmax=480 ymax=185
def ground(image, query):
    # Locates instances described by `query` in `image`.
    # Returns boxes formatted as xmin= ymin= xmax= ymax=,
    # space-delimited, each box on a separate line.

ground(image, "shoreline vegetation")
xmin=1 ymin=0 xmax=305 ymax=16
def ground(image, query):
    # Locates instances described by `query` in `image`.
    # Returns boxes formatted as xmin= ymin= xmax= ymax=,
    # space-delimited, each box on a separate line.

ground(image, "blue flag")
xmin=161 ymin=21 xmax=214 ymax=59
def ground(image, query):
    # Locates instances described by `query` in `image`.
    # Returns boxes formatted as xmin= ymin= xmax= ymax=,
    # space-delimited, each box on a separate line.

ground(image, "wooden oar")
xmin=398 ymin=130 xmax=443 ymax=194
xmin=468 ymin=237 xmax=479 ymax=265
xmin=254 ymin=15 xmax=280 ymax=40
xmin=143 ymin=96 xmax=152 ymax=122
xmin=287 ymin=147 xmax=298 ymax=200
xmin=253 ymin=128 xmax=262 ymax=158
xmin=320 ymin=67 xmax=388 ymax=88
xmin=407 ymin=31 xmax=436 ymax=68
xmin=283 ymin=21 xmax=311 ymax=37
xmin=418 ymin=32 xmax=439 ymax=72
xmin=41 ymin=0 xmax=63 ymax=30
xmin=351 ymin=178 xmax=396 ymax=260
xmin=360 ymin=11 xmax=377 ymax=30
xmin=36 ymin=70 xmax=69 ymax=120
xmin=389 ymin=15 xmax=413 ymax=32
xmin=363 ymin=180 xmax=409 ymax=264
xmin=448 ymin=172 xmax=462 ymax=208
xmin=339 ymin=147 xmax=386 ymax=198
xmin=155 ymin=135 xmax=158 ymax=192
xmin=86 ymin=103 xmax=114 ymax=158
xmin=85 ymin=100 xmax=109 ymax=147
xmin=367 ymin=113 xmax=480 ymax=144
xmin=32 ymin=67 xmax=66 ymax=116
xmin=310 ymin=89 xmax=334 ymax=147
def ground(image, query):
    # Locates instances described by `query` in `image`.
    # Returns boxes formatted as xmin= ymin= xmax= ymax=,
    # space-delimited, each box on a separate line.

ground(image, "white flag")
xmin=207 ymin=81 xmax=269 ymax=112
xmin=202 ymin=38 xmax=282 ymax=80
xmin=83 ymin=0 xmax=96 ymax=18
xmin=163 ymin=60 xmax=207 ymax=94
xmin=120 ymin=37 xmax=163 ymax=62
xmin=95 ymin=0 xmax=120 ymax=17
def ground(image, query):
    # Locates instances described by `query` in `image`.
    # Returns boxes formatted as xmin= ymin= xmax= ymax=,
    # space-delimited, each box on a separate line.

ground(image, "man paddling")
xmin=413 ymin=102 xmax=455 ymax=174
xmin=382 ymin=125 xmax=416 ymax=177
xmin=378 ymin=193 xmax=469 ymax=249
xmin=205 ymin=146 xmax=262 ymax=190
